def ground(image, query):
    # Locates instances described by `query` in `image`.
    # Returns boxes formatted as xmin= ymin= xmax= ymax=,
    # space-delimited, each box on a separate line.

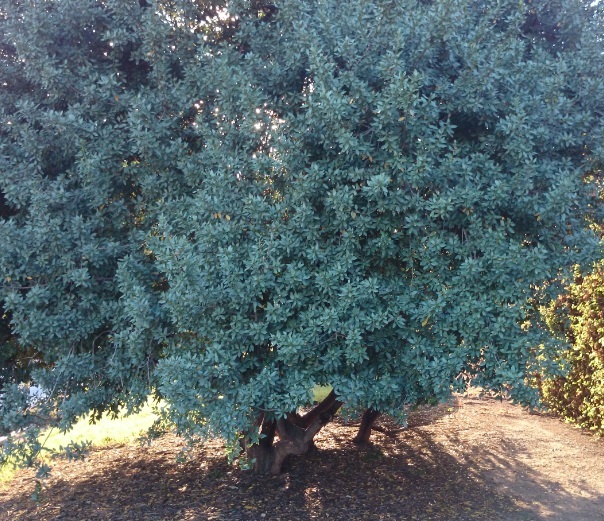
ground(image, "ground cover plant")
xmin=1 ymin=0 xmax=604 ymax=477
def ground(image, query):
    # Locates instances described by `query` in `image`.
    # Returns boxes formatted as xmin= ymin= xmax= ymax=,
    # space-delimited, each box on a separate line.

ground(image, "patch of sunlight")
xmin=0 ymin=403 xmax=157 ymax=484
xmin=0 ymin=461 xmax=16 ymax=484
xmin=43 ymin=402 xmax=157 ymax=452
xmin=312 ymin=385 xmax=333 ymax=403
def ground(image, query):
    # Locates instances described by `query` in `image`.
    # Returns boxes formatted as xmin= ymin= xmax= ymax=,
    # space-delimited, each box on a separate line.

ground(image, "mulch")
xmin=1 ymin=396 xmax=601 ymax=521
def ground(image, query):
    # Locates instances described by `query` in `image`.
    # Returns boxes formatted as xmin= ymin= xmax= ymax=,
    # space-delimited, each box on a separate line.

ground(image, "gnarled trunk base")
xmin=247 ymin=390 xmax=342 ymax=474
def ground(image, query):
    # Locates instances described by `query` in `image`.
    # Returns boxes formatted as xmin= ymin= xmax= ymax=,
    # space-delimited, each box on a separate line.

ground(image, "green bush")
xmin=541 ymin=264 xmax=604 ymax=434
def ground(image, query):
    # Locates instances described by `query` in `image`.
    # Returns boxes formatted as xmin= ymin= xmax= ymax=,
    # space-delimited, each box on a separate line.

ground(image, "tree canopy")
xmin=1 ymin=0 xmax=604 ymax=473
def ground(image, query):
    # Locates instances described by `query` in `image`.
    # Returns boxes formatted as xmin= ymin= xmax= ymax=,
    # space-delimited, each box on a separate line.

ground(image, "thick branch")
xmin=353 ymin=408 xmax=381 ymax=444
xmin=298 ymin=389 xmax=343 ymax=428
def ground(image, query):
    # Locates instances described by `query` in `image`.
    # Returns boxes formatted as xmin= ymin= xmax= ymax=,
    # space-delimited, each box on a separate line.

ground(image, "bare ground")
xmin=1 ymin=389 xmax=603 ymax=521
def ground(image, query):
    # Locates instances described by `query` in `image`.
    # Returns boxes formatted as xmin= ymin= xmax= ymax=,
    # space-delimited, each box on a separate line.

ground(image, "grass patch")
xmin=0 ymin=458 xmax=16 ymax=483
xmin=43 ymin=403 xmax=157 ymax=452
xmin=0 ymin=403 xmax=157 ymax=484
xmin=313 ymin=385 xmax=333 ymax=403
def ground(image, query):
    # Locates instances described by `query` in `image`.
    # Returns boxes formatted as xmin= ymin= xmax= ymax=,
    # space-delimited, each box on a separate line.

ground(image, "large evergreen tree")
xmin=1 ymin=0 xmax=603 ymax=473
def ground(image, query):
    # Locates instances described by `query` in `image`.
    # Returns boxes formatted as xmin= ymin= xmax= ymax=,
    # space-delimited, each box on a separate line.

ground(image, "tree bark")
xmin=300 ymin=389 xmax=342 ymax=427
xmin=353 ymin=408 xmax=381 ymax=444
xmin=247 ymin=391 xmax=342 ymax=474
xmin=246 ymin=416 xmax=277 ymax=474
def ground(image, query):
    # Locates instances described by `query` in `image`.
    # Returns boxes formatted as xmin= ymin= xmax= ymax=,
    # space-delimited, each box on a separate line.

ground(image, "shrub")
xmin=541 ymin=264 xmax=604 ymax=434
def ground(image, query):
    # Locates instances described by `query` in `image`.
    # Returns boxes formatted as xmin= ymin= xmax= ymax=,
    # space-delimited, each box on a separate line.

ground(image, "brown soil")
xmin=1 ymin=389 xmax=603 ymax=521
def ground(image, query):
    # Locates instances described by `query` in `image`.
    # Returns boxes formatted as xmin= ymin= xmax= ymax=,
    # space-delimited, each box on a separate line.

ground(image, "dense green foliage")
xmin=1 ymin=0 xmax=604 ymax=469
xmin=541 ymin=264 xmax=604 ymax=434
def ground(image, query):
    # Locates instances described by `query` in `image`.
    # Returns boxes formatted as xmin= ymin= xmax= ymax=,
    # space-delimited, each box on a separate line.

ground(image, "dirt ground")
xmin=1 ymin=389 xmax=603 ymax=521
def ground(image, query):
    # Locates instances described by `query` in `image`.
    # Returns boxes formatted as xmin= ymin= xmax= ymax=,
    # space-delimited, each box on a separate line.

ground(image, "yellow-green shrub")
xmin=541 ymin=264 xmax=604 ymax=434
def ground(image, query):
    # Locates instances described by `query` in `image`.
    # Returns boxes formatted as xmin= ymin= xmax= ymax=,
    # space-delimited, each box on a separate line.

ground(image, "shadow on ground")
xmin=3 ymin=396 xmax=604 ymax=521
xmin=2 ymin=421 xmax=602 ymax=521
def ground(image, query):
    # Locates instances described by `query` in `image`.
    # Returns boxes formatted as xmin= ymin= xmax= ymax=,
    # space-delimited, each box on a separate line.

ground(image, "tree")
xmin=1 ymin=0 xmax=603 ymax=474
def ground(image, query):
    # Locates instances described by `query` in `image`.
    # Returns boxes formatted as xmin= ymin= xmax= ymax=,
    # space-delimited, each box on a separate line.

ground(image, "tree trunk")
xmin=245 ymin=416 xmax=277 ymax=474
xmin=353 ymin=408 xmax=381 ymax=444
xmin=247 ymin=391 xmax=342 ymax=474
